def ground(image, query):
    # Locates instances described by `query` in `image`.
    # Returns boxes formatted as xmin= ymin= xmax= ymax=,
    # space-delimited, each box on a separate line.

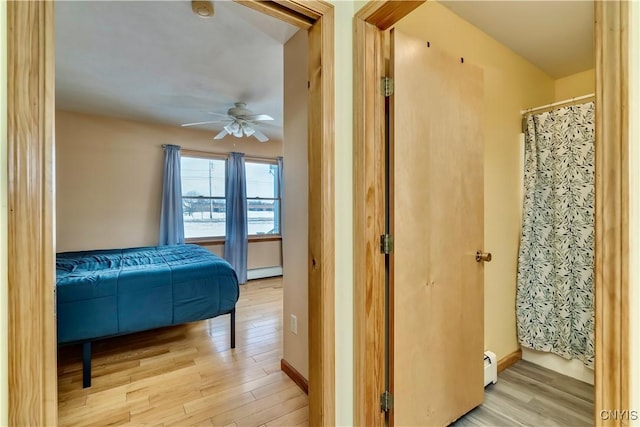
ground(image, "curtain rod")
xmin=169 ymin=146 xmax=280 ymax=163
xmin=520 ymin=93 xmax=595 ymax=115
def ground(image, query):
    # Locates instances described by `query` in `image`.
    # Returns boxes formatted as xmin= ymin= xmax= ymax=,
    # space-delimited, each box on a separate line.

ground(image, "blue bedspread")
xmin=56 ymin=244 xmax=239 ymax=344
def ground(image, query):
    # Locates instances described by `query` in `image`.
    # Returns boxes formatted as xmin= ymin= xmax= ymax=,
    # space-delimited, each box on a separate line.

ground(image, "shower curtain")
xmin=516 ymin=101 xmax=595 ymax=368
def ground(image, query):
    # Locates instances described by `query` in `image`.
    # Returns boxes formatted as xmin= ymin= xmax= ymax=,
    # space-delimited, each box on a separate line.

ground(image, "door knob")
xmin=476 ymin=251 xmax=492 ymax=263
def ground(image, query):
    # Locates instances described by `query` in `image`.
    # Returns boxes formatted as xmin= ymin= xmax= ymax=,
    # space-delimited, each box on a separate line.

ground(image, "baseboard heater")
xmin=247 ymin=266 xmax=283 ymax=281
xmin=484 ymin=351 xmax=497 ymax=387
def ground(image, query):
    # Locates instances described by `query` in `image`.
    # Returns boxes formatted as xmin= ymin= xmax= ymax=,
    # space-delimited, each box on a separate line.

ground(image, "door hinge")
xmin=381 ymin=77 xmax=394 ymax=97
xmin=380 ymin=390 xmax=394 ymax=412
xmin=380 ymin=234 xmax=394 ymax=254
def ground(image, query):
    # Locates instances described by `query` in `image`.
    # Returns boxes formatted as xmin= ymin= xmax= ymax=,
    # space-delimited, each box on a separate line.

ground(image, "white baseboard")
xmin=247 ymin=266 xmax=283 ymax=280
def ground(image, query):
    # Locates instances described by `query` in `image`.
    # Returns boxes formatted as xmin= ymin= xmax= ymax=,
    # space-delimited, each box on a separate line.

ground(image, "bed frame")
xmin=55 ymin=244 xmax=241 ymax=388
xmin=77 ymin=308 xmax=236 ymax=388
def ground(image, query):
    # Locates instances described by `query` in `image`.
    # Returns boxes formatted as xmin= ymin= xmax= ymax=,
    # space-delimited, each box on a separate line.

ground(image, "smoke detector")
xmin=192 ymin=1 xmax=214 ymax=18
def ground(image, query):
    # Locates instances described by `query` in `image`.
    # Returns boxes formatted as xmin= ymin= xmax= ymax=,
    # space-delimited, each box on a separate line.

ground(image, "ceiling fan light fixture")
xmin=231 ymin=123 xmax=243 ymax=137
xmin=224 ymin=122 xmax=239 ymax=135
xmin=243 ymin=124 xmax=255 ymax=137
xmin=182 ymin=103 xmax=271 ymax=142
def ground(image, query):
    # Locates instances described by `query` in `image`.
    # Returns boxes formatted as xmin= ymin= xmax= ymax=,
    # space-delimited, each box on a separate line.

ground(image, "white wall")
xmin=0 ymin=1 xmax=8 ymax=424
xmin=332 ymin=2 xmax=355 ymax=424
xmin=282 ymin=29 xmax=309 ymax=378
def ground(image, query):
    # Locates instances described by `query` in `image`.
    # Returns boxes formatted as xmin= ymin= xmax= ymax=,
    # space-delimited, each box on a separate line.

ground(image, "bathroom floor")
xmin=453 ymin=360 xmax=594 ymax=426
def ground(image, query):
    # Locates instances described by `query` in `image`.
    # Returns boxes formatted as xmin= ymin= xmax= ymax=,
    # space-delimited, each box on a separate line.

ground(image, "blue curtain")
xmin=225 ymin=152 xmax=248 ymax=284
xmin=159 ymin=145 xmax=185 ymax=245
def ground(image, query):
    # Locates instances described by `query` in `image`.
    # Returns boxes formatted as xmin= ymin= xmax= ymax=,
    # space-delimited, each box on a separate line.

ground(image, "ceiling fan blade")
xmin=253 ymin=129 xmax=269 ymax=143
xmin=207 ymin=112 xmax=232 ymax=118
xmin=213 ymin=129 xmax=228 ymax=140
xmin=241 ymin=114 xmax=274 ymax=121
xmin=250 ymin=121 xmax=279 ymax=129
xmin=182 ymin=120 xmax=228 ymax=127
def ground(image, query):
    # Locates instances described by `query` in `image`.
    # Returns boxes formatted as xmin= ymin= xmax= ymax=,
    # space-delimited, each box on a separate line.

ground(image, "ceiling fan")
xmin=181 ymin=102 xmax=274 ymax=142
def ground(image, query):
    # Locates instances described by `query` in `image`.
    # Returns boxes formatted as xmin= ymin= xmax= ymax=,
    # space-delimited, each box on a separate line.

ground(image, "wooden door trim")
xmin=353 ymin=1 xmax=630 ymax=425
xmin=353 ymin=15 xmax=387 ymax=427
xmin=8 ymin=1 xmax=335 ymax=426
xmin=305 ymin=5 xmax=336 ymax=425
xmin=353 ymin=4 xmax=425 ymax=425
xmin=253 ymin=2 xmax=336 ymax=424
xmin=7 ymin=1 xmax=57 ymax=425
xmin=234 ymin=1 xmax=314 ymax=30
xmin=594 ymin=2 xmax=629 ymax=425
xmin=356 ymin=1 xmax=423 ymax=31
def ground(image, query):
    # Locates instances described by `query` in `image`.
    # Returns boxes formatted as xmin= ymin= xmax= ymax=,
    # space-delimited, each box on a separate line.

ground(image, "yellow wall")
xmin=282 ymin=29 xmax=309 ymax=378
xmin=396 ymin=1 xmax=556 ymax=361
xmin=56 ymin=110 xmax=282 ymax=268
xmin=554 ymin=68 xmax=595 ymax=101
xmin=0 ymin=1 xmax=8 ymax=424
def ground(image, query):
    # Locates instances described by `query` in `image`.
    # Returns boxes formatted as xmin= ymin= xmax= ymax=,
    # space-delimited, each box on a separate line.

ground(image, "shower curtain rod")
xmin=520 ymin=93 xmax=595 ymax=115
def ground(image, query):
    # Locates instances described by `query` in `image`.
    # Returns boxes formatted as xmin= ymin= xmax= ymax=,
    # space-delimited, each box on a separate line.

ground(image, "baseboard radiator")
xmin=484 ymin=351 xmax=498 ymax=387
xmin=247 ymin=266 xmax=283 ymax=281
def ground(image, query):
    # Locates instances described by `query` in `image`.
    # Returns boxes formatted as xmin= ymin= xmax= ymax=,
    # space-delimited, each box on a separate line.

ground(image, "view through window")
xmin=181 ymin=156 xmax=280 ymax=239
xmin=246 ymin=161 xmax=280 ymax=236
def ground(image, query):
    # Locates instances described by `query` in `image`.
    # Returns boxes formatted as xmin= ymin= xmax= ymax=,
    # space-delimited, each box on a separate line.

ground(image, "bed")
xmin=56 ymin=244 xmax=240 ymax=388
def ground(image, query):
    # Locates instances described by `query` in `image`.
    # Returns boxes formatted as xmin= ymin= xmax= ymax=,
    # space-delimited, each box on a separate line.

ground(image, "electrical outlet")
xmin=290 ymin=314 xmax=298 ymax=335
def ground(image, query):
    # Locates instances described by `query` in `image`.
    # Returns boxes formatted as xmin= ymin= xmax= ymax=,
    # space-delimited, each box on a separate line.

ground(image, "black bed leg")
xmin=82 ymin=341 xmax=92 ymax=388
xmin=230 ymin=308 xmax=236 ymax=349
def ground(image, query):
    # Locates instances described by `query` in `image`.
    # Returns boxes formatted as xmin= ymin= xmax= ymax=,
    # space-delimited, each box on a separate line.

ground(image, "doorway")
xmin=6 ymin=1 xmax=335 ymax=426
xmin=353 ymin=1 xmax=630 ymax=425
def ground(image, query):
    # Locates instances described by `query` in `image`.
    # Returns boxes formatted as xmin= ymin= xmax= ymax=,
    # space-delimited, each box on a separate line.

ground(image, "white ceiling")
xmin=55 ymin=1 xmax=299 ymax=140
xmin=441 ymin=1 xmax=594 ymax=78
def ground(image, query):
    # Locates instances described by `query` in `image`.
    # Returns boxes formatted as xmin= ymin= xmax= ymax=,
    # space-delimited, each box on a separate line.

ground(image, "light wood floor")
xmin=57 ymin=277 xmax=308 ymax=427
xmin=59 ymin=277 xmax=593 ymax=427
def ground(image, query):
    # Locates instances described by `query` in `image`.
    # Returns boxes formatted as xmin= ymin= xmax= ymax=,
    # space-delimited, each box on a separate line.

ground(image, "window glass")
xmin=181 ymin=157 xmax=226 ymax=238
xmin=180 ymin=156 xmax=281 ymax=239
xmin=246 ymin=162 xmax=280 ymax=236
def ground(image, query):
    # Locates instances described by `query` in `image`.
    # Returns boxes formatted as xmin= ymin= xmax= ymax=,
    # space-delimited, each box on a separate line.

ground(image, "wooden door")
xmin=389 ymin=29 xmax=485 ymax=426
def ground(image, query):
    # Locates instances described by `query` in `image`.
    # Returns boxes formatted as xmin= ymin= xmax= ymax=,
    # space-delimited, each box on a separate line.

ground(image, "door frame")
xmin=7 ymin=1 xmax=335 ymax=426
xmin=353 ymin=1 xmax=630 ymax=426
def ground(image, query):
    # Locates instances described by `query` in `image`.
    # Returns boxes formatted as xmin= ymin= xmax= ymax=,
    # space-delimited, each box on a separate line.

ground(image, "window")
xmin=246 ymin=161 xmax=281 ymax=236
xmin=180 ymin=155 xmax=281 ymax=240
xmin=181 ymin=156 xmax=226 ymax=238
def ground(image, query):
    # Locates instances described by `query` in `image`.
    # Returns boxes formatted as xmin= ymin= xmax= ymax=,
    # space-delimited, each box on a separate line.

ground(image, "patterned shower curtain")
xmin=516 ymin=101 xmax=595 ymax=368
